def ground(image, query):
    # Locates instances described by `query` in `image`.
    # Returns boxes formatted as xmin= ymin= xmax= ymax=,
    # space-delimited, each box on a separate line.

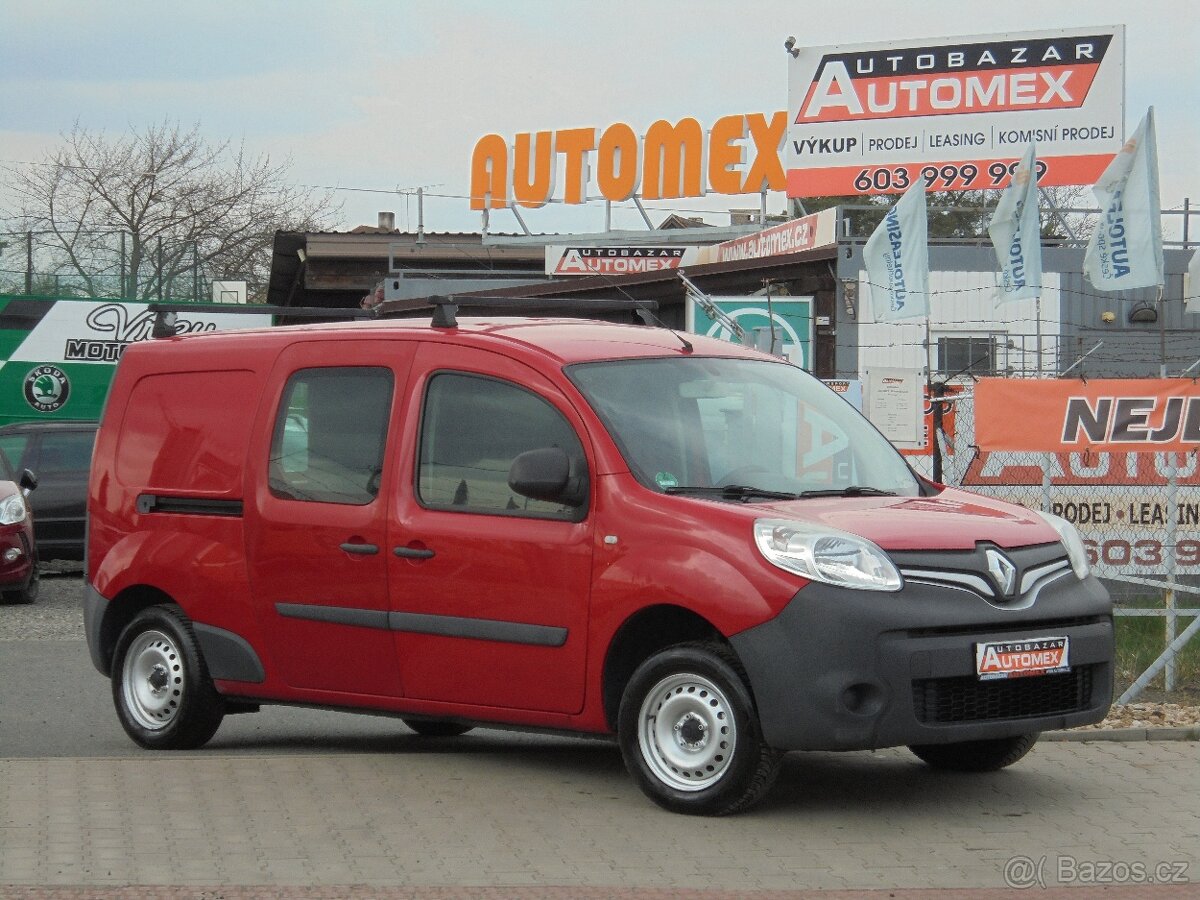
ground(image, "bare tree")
xmin=2 ymin=121 xmax=339 ymax=301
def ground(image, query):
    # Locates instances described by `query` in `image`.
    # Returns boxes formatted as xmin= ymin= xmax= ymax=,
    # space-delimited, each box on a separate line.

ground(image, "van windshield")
xmin=567 ymin=357 xmax=920 ymax=498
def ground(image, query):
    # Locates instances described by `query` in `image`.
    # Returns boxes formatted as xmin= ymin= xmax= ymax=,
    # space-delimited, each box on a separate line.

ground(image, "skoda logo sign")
xmin=985 ymin=548 xmax=1018 ymax=598
xmin=24 ymin=365 xmax=71 ymax=413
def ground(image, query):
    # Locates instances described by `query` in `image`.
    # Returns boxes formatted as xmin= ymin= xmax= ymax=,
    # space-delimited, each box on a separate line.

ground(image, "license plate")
xmin=975 ymin=636 xmax=1070 ymax=680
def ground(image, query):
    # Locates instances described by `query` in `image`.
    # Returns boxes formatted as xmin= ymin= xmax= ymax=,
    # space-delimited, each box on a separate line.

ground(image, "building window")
xmin=936 ymin=336 xmax=998 ymax=377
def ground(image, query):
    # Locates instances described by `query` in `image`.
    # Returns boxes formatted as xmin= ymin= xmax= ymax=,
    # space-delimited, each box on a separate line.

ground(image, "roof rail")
xmin=375 ymin=295 xmax=659 ymax=329
xmin=146 ymin=296 xmax=659 ymax=337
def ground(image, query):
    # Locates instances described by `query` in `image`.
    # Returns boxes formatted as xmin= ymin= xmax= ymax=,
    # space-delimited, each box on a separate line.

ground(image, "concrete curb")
xmin=1042 ymin=726 xmax=1200 ymax=742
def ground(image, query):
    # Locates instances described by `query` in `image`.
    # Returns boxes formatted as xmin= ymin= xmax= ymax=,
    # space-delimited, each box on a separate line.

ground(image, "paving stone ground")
xmin=1 ymin=742 xmax=1196 ymax=895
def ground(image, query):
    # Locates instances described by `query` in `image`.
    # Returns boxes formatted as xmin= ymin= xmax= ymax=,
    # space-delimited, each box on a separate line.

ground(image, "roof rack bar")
xmin=147 ymin=303 xmax=374 ymax=319
xmin=376 ymin=294 xmax=659 ymax=328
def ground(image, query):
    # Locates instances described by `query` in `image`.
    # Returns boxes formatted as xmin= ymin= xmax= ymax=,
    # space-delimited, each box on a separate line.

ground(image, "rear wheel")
xmin=909 ymin=733 xmax=1039 ymax=772
xmin=112 ymin=605 xmax=225 ymax=749
xmin=402 ymin=718 xmax=474 ymax=737
xmin=618 ymin=642 xmax=781 ymax=816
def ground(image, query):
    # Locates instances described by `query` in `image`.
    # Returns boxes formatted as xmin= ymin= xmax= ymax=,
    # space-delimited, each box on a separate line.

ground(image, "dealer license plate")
xmin=975 ymin=636 xmax=1070 ymax=681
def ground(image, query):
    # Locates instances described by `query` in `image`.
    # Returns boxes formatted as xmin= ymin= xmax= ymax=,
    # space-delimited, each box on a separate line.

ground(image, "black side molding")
xmin=137 ymin=495 xmax=244 ymax=517
xmin=274 ymin=602 xmax=567 ymax=647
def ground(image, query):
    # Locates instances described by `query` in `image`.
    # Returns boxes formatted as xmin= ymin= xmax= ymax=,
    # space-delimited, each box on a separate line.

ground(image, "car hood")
xmin=745 ymin=487 xmax=1059 ymax=552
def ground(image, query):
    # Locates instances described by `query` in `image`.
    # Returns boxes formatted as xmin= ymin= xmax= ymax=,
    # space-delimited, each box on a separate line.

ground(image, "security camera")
xmin=784 ymin=36 xmax=799 ymax=58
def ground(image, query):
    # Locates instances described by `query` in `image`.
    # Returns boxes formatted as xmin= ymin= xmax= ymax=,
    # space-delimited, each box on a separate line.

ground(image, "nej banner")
xmin=975 ymin=378 xmax=1200 ymax=453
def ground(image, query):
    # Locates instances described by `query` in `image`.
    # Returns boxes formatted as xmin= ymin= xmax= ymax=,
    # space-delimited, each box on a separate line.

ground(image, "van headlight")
xmin=1037 ymin=511 xmax=1091 ymax=580
xmin=754 ymin=519 xmax=902 ymax=591
xmin=0 ymin=492 xmax=27 ymax=525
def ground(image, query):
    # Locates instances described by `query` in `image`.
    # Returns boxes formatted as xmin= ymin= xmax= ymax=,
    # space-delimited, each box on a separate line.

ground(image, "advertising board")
xmin=786 ymin=26 xmax=1125 ymax=197
xmin=685 ymin=296 xmax=812 ymax=369
xmin=0 ymin=296 xmax=271 ymax=425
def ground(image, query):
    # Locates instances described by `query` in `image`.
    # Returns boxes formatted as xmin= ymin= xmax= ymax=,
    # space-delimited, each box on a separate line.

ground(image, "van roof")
xmin=149 ymin=317 xmax=775 ymax=367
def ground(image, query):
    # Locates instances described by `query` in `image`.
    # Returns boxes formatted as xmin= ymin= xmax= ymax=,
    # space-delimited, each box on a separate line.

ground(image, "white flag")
xmin=988 ymin=143 xmax=1042 ymax=303
xmin=865 ymin=180 xmax=929 ymax=321
xmin=1187 ymin=249 xmax=1200 ymax=315
xmin=1084 ymin=107 xmax=1164 ymax=290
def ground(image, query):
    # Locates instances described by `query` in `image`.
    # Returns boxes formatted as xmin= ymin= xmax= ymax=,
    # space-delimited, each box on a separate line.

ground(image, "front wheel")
xmin=3 ymin=566 xmax=39 ymax=604
xmin=111 ymin=605 xmax=225 ymax=750
xmin=618 ymin=642 xmax=781 ymax=816
xmin=909 ymin=733 xmax=1039 ymax=772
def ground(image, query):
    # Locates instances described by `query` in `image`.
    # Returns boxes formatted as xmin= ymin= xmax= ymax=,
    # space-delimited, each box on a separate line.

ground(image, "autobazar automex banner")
xmin=787 ymin=26 xmax=1124 ymax=196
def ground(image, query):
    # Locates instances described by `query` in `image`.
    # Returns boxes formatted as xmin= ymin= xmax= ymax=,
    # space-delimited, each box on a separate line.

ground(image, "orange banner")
xmin=975 ymin=379 xmax=1200 ymax=452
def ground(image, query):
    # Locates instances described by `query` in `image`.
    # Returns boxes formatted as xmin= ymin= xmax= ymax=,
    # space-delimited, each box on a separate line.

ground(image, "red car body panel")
xmin=85 ymin=317 xmax=1110 ymax=745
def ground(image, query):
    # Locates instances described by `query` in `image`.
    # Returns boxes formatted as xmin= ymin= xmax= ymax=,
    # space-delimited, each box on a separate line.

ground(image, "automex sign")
xmin=545 ymin=245 xmax=702 ymax=276
xmin=787 ymin=26 xmax=1124 ymax=196
xmin=471 ymin=113 xmax=788 ymax=209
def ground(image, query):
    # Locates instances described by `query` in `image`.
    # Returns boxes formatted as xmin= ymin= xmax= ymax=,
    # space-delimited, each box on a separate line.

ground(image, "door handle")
xmin=393 ymin=546 xmax=435 ymax=560
xmin=340 ymin=542 xmax=379 ymax=555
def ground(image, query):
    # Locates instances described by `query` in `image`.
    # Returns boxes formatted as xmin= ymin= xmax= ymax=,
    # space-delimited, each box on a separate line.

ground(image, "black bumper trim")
xmin=730 ymin=573 xmax=1113 ymax=752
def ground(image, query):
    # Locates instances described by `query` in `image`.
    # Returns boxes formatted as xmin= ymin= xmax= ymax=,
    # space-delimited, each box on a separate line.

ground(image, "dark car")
xmin=0 ymin=448 xmax=39 ymax=603
xmin=0 ymin=420 xmax=97 ymax=561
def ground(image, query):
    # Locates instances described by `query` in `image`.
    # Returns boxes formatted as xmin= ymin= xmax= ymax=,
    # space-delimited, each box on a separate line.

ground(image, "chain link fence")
xmin=919 ymin=387 xmax=1200 ymax=698
xmin=0 ymin=230 xmax=254 ymax=302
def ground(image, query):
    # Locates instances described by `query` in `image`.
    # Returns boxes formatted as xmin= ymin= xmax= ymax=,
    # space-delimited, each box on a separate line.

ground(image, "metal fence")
xmin=914 ymin=388 xmax=1200 ymax=699
xmin=0 ymin=230 xmax=253 ymax=302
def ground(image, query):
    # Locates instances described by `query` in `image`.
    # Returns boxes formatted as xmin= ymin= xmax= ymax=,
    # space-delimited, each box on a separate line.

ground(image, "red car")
xmin=0 ymin=451 xmax=39 ymax=604
xmin=85 ymin=312 xmax=1113 ymax=815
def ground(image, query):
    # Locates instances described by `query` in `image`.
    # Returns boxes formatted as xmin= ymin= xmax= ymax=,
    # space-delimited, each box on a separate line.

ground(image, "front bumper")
xmin=0 ymin=527 xmax=35 ymax=589
xmin=730 ymin=565 xmax=1113 ymax=752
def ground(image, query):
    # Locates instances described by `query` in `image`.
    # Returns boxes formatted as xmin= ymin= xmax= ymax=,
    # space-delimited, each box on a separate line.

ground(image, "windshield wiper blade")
xmin=665 ymin=484 xmax=801 ymax=501
xmin=797 ymin=486 xmax=898 ymax=498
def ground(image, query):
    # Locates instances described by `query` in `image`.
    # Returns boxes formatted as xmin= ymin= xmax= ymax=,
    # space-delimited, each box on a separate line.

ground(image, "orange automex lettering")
xmin=597 ymin=123 xmax=640 ymax=201
xmin=708 ymin=115 xmax=746 ymax=195
xmin=555 ymin=128 xmax=596 ymax=205
xmin=643 ymin=117 xmax=706 ymax=200
xmin=471 ymin=112 xmax=785 ymax=207
xmin=470 ymin=133 xmax=508 ymax=210
xmin=513 ymin=131 xmax=554 ymax=209
xmin=742 ymin=112 xmax=788 ymax=192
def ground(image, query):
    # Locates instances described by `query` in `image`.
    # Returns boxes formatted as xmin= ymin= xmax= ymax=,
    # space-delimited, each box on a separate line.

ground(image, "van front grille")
xmin=912 ymin=666 xmax=1095 ymax=724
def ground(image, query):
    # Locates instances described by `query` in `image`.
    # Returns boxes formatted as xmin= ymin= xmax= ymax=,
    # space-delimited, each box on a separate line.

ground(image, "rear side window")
xmin=36 ymin=431 xmax=96 ymax=476
xmin=269 ymin=367 xmax=393 ymax=505
xmin=417 ymin=372 xmax=585 ymax=519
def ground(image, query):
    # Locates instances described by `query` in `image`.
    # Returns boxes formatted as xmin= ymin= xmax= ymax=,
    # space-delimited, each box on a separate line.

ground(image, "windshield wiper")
xmin=797 ymin=486 xmax=898 ymax=498
xmin=665 ymin=484 xmax=801 ymax=501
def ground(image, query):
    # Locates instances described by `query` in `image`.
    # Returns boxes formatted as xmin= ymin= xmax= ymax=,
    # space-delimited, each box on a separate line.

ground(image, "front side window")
xmin=418 ymin=373 xmax=586 ymax=519
xmin=569 ymin=356 xmax=920 ymax=497
xmin=269 ymin=367 xmax=393 ymax=505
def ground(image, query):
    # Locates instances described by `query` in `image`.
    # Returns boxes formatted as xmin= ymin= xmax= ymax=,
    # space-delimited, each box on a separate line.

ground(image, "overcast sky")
xmin=2 ymin=0 xmax=1197 ymax=236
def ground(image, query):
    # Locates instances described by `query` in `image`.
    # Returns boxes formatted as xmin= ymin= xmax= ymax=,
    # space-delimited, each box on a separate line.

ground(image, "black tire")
xmin=618 ymin=642 xmax=782 ymax=816
xmin=111 ymin=604 xmax=225 ymax=750
xmin=3 ymin=566 xmax=39 ymax=604
xmin=402 ymin=718 xmax=474 ymax=737
xmin=909 ymin=733 xmax=1039 ymax=772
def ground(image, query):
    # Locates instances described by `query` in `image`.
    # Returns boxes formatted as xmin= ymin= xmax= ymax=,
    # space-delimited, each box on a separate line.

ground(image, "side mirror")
xmin=508 ymin=447 xmax=586 ymax=507
xmin=19 ymin=468 xmax=37 ymax=495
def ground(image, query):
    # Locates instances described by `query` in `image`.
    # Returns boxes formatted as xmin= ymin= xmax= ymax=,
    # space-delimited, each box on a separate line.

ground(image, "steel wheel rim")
xmin=121 ymin=629 xmax=185 ymax=730
xmin=638 ymin=672 xmax=736 ymax=792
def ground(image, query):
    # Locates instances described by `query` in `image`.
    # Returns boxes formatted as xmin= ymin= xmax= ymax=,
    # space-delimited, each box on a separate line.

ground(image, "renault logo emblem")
xmin=985 ymin=549 xmax=1018 ymax=598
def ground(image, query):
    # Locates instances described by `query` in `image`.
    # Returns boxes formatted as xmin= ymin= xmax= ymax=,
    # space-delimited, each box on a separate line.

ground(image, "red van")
xmin=85 ymin=312 xmax=1113 ymax=815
